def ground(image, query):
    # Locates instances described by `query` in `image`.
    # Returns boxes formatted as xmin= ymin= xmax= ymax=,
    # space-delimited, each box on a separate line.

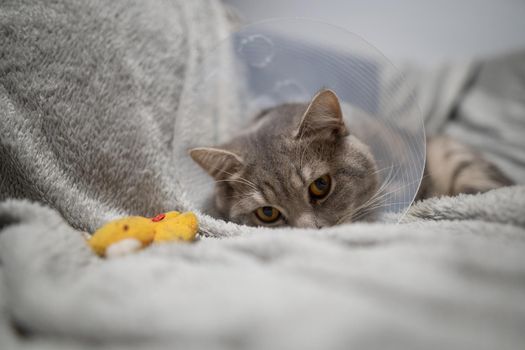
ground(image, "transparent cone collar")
xmin=181 ymin=19 xmax=426 ymax=223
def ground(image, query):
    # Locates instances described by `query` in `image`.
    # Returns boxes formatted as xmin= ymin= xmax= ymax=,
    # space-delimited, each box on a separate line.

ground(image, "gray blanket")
xmin=1 ymin=1 xmax=524 ymax=349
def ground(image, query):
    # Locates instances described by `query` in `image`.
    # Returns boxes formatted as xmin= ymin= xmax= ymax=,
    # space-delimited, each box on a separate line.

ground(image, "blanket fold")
xmin=1 ymin=187 xmax=525 ymax=350
xmin=1 ymin=1 xmax=525 ymax=349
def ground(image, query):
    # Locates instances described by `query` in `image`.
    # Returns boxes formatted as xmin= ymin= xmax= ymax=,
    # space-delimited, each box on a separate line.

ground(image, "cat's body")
xmin=420 ymin=136 xmax=513 ymax=198
xmin=190 ymin=90 xmax=513 ymax=228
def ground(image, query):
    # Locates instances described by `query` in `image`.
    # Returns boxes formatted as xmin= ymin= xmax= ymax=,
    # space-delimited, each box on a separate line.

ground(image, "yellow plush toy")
xmin=88 ymin=211 xmax=198 ymax=257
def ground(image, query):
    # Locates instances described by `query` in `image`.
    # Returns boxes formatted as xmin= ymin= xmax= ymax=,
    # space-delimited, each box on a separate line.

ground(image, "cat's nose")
xmin=294 ymin=213 xmax=321 ymax=229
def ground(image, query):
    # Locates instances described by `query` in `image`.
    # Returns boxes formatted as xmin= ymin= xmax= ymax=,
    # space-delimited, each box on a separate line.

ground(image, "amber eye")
xmin=309 ymin=174 xmax=332 ymax=199
xmin=255 ymin=206 xmax=281 ymax=223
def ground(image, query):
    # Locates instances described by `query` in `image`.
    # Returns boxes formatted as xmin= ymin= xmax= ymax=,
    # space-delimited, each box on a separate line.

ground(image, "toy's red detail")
xmin=151 ymin=213 xmax=166 ymax=222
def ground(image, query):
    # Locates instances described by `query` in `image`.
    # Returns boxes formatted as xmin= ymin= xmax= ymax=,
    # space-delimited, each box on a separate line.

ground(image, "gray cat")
xmin=190 ymin=89 xmax=513 ymax=228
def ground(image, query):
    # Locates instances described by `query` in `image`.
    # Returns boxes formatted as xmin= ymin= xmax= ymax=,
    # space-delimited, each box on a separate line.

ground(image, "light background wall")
xmin=225 ymin=0 xmax=525 ymax=66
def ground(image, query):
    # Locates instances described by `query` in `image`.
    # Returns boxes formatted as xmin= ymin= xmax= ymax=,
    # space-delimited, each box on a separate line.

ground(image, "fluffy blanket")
xmin=1 ymin=1 xmax=524 ymax=349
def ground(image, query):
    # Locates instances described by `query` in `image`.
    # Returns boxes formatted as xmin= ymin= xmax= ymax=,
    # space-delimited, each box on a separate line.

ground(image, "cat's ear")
xmin=189 ymin=147 xmax=243 ymax=180
xmin=295 ymin=89 xmax=349 ymax=140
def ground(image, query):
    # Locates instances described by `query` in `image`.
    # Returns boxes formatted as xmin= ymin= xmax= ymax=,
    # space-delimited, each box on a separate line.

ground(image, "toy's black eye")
xmin=309 ymin=174 xmax=331 ymax=199
xmin=255 ymin=206 xmax=281 ymax=223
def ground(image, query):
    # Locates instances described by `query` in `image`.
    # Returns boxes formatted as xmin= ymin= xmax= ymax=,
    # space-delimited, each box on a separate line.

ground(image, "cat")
xmin=189 ymin=89 xmax=513 ymax=228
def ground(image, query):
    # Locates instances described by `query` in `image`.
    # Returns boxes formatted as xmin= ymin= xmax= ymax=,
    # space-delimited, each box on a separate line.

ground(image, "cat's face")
xmin=190 ymin=90 xmax=379 ymax=228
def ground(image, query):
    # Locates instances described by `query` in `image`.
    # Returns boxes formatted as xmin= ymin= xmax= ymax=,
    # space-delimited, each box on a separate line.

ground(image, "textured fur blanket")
xmin=1 ymin=1 xmax=524 ymax=349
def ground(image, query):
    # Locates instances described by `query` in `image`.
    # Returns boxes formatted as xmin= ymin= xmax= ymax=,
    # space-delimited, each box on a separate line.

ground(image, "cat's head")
xmin=189 ymin=89 xmax=379 ymax=228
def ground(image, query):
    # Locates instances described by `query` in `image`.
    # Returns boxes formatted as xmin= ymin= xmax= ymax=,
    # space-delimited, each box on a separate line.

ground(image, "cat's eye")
xmin=255 ymin=206 xmax=281 ymax=223
xmin=309 ymin=174 xmax=332 ymax=200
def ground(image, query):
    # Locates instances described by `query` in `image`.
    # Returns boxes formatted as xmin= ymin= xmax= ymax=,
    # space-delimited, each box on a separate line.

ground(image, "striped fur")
xmin=418 ymin=136 xmax=513 ymax=199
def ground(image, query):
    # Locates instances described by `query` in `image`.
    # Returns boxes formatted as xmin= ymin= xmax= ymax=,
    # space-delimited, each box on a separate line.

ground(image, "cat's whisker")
xmin=295 ymin=120 xmax=311 ymax=168
xmin=223 ymin=192 xmax=256 ymax=200
xmin=336 ymin=187 xmax=386 ymax=224
xmin=356 ymin=175 xmax=397 ymax=209
xmin=299 ymin=137 xmax=316 ymax=171
xmin=223 ymin=188 xmax=262 ymax=200
xmin=214 ymin=178 xmax=259 ymax=192
xmin=217 ymin=169 xmax=259 ymax=189
xmin=349 ymin=199 xmax=409 ymax=222
xmin=336 ymin=174 xmax=424 ymax=224
xmin=365 ymin=179 xmax=425 ymax=207
xmin=348 ymin=172 xmax=431 ymax=223
xmin=204 ymin=165 xmax=260 ymax=192
xmin=351 ymin=200 xmax=411 ymax=219
xmin=368 ymin=164 xmax=396 ymax=177
xmin=375 ymin=174 xmax=432 ymax=206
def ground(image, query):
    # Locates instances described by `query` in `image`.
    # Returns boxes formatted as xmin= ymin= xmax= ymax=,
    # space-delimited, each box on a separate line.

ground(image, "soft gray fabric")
xmin=1 ymin=188 xmax=525 ymax=350
xmin=1 ymin=1 xmax=525 ymax=349
xmin=398 ymin=52 xmax=525 ymax=184
xmin=442 ymin=52 xmax=525 ymax=184
xmin=0 ymin=0 xmax=232 ymax=232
